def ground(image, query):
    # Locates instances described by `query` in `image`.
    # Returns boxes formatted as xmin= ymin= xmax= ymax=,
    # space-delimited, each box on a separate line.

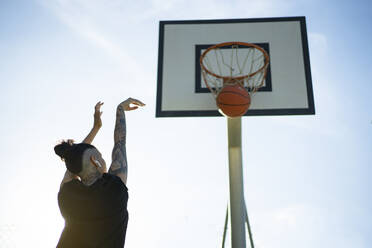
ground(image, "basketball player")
xmin=54 ymin=98 xmax=145 ymax=247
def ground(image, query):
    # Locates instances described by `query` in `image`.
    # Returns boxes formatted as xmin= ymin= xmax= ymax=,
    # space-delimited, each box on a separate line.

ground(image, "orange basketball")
xmin=216 ymin=84 xmax=251 ymax=117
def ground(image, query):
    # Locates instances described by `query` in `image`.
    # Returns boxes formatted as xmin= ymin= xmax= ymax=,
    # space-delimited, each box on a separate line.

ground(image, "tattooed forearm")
xmin=109 ymin=105 xmax=128 ymax=182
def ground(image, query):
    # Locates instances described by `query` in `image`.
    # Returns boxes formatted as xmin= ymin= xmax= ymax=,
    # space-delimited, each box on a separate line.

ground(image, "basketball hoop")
xmin=200 ymin=42 xmax=270 ymax=98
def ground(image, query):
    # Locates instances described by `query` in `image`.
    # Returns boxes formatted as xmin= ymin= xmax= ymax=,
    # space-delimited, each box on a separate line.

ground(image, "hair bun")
xmin=54 ymin=140 xmax=74 ymax=160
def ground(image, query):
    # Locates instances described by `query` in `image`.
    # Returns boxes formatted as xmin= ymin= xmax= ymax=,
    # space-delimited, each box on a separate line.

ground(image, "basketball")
xmin=216 ymin=84 xmax=251 ymax=117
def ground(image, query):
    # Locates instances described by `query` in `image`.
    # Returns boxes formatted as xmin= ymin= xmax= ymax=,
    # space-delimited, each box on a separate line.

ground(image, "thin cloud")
xmin=39 ymin=0 xmax=298 ymax=69
xmin=39 ymin=0 xmax=142 ymax=76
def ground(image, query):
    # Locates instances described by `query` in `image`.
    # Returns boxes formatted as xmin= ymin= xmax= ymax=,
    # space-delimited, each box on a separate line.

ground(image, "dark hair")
xmin=54 ymin=140 xmax=96 ymax=174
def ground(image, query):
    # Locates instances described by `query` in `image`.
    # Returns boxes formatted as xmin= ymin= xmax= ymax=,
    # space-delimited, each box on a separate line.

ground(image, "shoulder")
xmin=59 ymin=179 xmax=80 ymax=192
xmin=102 ymin=173 xmax=128 ymax=190
xmin=58 ymin=179 xmax=80 ymax=201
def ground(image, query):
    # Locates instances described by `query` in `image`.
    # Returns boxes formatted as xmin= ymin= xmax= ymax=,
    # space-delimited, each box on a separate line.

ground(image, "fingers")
xmin=124 ymin=98 xmax=145 ymax=111
xmin=94 ymin=101 xmax=104 ymax=117
xmin=127 ymin=98 xmax=145 ymax=107
xmin=127 ymin=106 xmax=139 ymax=111
xmin=118 ymin=97 xmax=145 ymax=111
xmin=95 ymin=101 xmax=104 ymax=111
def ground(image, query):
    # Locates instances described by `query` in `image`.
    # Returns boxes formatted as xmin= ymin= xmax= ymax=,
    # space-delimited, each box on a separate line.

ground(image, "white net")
xmin=200 ymin=42 xmax=269 ymax=97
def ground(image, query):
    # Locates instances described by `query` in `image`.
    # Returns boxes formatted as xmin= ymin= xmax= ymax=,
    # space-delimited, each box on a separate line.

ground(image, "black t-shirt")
xmin=57 ymin=173 xmax=128 ymax=248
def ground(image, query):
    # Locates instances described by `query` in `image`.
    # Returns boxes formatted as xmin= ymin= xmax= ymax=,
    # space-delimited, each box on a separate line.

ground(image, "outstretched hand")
xmin=119 ymin=98 xmax=145 ymax=111
xmin=94 ymin=101 xmax=104 ymax=129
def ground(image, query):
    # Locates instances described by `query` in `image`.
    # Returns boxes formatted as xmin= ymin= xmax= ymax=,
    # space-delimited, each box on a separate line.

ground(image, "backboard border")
xmin=156 ymin=16 xmax=315 ymax=118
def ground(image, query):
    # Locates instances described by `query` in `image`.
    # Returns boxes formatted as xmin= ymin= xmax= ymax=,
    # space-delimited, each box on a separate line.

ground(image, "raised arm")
xmin=82 ymin=101 xmax=104 ymax=144
xmin=60 ymin=102 xmax=104 ymax=188
xmin=109 ymin=98 xmax=145 ymax=184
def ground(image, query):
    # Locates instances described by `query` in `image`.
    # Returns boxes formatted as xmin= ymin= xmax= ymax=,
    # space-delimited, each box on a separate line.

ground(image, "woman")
xmin=54 ymin=98 xmax=145 ymax=248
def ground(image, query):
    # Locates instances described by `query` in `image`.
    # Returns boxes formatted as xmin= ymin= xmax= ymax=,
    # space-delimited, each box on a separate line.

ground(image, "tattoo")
xmin=82 ymin=170 xmax=101 ymax=186
xmin=109 ymin=105 xmax=128 ymax=182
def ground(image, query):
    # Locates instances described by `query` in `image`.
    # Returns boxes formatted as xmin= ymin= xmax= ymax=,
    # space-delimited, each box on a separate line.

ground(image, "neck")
xmin=81 ymin=170 xmax=102 ymax=186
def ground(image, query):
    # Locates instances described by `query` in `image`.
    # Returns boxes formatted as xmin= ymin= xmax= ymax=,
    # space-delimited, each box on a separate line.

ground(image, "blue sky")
xmin=0 ymin=0 xmax=371 ymax=247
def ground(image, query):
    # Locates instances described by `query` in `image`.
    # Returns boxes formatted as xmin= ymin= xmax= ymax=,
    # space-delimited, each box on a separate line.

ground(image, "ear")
xmin=90 ymin=155 xmax=101 ymax=169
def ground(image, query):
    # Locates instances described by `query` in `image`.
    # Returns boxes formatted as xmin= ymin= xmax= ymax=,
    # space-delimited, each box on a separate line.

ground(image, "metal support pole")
xmin=227 ymin=117 xmax=246 ymax=248
xmin=221 ymin=206 xmax=229 ymax=248
xmin=245 ymin=203 xmax=255 ymax=248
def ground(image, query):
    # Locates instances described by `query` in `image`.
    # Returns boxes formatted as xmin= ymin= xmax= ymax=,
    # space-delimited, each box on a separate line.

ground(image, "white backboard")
xmin=156 ymin=17 xmax=315 ymax=117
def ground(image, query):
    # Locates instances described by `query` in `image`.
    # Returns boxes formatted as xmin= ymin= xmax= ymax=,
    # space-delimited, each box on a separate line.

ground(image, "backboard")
xmin=156 ymin=17 xmax=315 ymax=117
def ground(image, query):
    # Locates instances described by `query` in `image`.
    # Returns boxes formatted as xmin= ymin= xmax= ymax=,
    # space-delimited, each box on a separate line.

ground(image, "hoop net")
xmin=200 ymin=42 xmax=270 ymax=97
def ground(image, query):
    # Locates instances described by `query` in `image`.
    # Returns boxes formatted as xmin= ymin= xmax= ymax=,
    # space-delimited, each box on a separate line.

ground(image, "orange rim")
xmin=199 ymin=41 xmax=270 ymax=81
